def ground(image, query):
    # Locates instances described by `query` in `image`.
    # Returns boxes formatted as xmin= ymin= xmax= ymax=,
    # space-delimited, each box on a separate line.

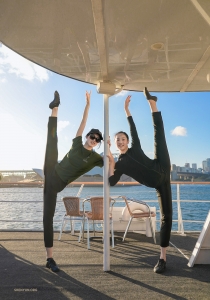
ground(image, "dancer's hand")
xmin=86 ymin=91 xmax=91 ymax=106
xmin=76 ymin=91 xmax=91 ymax=137
xmin=124 ymin=95 xmax=131 ymax=110
xmin=107 ymin=137 xmax=111 ymax=148
xmin=107 ymin=139 xmax=114 ymax=164
xmin=124 ymin=95 xmax=132 ymax=117
xmin=107 ymin=153 xmax=115 ymax=164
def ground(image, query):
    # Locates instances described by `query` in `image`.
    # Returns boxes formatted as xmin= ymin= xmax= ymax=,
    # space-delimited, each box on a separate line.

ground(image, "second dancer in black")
xmin=108 ymin=88 xmax=172 ymax=274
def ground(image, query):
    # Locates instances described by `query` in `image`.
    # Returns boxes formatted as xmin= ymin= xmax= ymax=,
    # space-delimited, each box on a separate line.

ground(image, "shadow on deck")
xmin=0 ymin=231 xmax=209 ymax=300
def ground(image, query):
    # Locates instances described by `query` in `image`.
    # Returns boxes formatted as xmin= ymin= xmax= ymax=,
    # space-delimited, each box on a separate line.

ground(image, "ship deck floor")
xmin=0 ymin=231 xmax=209 ymax=300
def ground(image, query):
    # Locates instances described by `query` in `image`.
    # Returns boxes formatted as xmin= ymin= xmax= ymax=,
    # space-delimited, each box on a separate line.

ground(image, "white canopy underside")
xmin=1 ymin=0 xmax=210 ymax=92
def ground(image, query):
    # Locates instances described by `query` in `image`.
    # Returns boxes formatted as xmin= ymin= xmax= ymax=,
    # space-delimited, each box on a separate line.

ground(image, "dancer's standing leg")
xmin=152 ymin=111 xmax=172 ymax=249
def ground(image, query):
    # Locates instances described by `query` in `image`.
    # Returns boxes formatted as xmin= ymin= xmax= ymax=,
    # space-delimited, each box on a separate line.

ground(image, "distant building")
xmin=185 ymin=163 xmax=190 ymax=168
xmin=207 ymin=158 xmax=210 ymax=172
xmin=192 ymin=163 xmax=197 ymax=170
xmin=171 ymin=164 xmax=177 ymax=171
xmin=202 ymin=160 xmax=207 ymax=171
xmin=171 ymin=171 xmax=178 ymax=181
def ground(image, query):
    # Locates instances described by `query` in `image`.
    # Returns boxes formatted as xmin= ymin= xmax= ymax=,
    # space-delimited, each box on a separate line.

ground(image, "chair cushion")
xmin=122 ymin=202 xmax=150 ymax=220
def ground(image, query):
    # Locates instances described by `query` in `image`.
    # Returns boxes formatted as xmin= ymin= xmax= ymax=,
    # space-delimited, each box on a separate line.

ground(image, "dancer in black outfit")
xmin=108 ymin=88 xmax=172 ymax=273
xmin=44 ymin=91 xmax=103 ymax=272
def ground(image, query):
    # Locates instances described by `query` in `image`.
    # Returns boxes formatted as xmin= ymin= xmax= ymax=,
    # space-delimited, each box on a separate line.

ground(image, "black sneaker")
xmin=154 ymin=259 xmax=166 ymax=273
xmin=46 ymin=258 xmax=60 ymax=272
xmin=143 ymin=87 xmax=157 ymax=102
xmin=49 ymin=91 xmax=60 ymax=109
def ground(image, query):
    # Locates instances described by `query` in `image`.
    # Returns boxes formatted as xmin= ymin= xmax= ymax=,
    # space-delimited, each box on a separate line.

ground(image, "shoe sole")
xmin=154 ymin=267 xmax=166 ymax=274
xmin=46 ymin=265 xmax=60 ymax=272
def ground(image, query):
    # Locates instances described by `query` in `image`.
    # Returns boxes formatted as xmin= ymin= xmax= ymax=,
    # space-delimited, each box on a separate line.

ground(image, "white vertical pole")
xmin=177 ymin=183 xmax=181 ymax=232
xmin=103 ymin=93 xmax=110 ymax=271
xmin=177 ymin=183 xmax=185 ymax=235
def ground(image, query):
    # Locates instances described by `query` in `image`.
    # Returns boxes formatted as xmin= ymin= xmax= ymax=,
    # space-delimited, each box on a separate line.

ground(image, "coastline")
xmin=0 ymin=181 xmax=210 ymax=188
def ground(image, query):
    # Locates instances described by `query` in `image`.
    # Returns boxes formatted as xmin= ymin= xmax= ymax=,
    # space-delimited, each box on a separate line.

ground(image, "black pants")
xmin=153 ymin=112 xmax=173 ymax=247
xmin=43 ymin=117 xmax=66 ymax=248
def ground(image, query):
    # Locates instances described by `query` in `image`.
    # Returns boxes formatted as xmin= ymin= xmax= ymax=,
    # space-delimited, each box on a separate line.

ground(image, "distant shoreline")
xmin=0 ymin=181 xmax=210 ymax=188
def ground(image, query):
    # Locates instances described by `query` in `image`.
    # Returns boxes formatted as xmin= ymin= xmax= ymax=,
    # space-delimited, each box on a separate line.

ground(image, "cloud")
xmin=0 ymin=112 xmax=15 ymax=124
xmin=0 ymin=45 xmax=49 ymax=82
xmin=0 ymin=112 xmax=45 ymax=169
xmin=57 ymin=121 xmax=70 ymax=133
xmin=0 ymin=68 xmax=6 ymax=82
xmin=115 ymin=90 xmax=129 ymax=97
xmin=171 ymin=126 xmax=187 ymax=136
xmin=64 ymin=136 xmax=69 ymax=141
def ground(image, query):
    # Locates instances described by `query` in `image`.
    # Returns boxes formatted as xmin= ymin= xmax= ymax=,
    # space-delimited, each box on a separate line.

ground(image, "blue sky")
xmin=0 ymin=44 xmax=209 ymax=170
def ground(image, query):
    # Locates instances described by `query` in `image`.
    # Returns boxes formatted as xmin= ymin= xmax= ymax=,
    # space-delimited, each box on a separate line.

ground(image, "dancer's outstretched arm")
xmin=124 ymin=95 xmax=141 ymax=148
xmin=76 ymin=91 xmax=91 ymax=137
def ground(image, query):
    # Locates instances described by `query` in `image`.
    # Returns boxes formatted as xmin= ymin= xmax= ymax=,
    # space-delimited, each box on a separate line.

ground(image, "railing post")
xmin=177 ymin=183 xmax=185 ymax=235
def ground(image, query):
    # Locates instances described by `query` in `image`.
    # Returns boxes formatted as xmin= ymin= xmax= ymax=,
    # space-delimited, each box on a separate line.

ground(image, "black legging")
xmin=153 ymin=112 xmax=172 ymax=247
xmin=43 ymin=117 xmax=66 ymax=248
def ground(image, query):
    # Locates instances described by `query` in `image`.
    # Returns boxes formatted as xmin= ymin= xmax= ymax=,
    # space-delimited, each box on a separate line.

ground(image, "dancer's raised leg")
xmin=143 ymin=87 xmax=172 ymax=274
xmin=43 ymin=91 xmax=60 ymax=272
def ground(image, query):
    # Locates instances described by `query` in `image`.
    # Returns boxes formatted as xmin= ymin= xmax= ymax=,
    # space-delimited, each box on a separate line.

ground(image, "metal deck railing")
xmin=0 ymin=183 xmax=210 ymax=233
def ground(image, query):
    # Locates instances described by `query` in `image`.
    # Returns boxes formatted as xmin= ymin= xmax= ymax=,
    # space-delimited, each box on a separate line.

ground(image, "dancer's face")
xmin=86 ymin=133 xmax=100 ymax=149
xmin=115 ymin=133 xmax=129 ymax=154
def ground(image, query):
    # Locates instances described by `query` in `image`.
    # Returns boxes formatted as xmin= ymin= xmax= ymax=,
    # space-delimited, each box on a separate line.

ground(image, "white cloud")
xmin=64 ymin=136 xmax=69 ymax=141
xmin=57 ymin=121 xmax=70 ymax=133
xmin=0 ymin=112 xmax=15 ymax=124
xmin=115 ymin=90 xmax=129 ymax=97
xmin=0 ymin=45 xmax=49 ymax=82
xmin=0 ymin=113 xmax=45 ymax=169
xmin=0 ymin=67 xmax=6 ymax=82
xmin=171 ymin=126 xmax=187 ymax=136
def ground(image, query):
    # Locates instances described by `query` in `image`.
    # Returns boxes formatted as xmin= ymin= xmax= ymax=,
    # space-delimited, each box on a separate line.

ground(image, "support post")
xmin=103 ymin=93 xmax=110 ymax=271
xmin=177 ymin=184 xmax=185 ymax=235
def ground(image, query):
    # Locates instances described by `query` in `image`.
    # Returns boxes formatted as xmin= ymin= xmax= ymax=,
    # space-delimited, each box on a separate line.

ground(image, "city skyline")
xmin=172 ymin=157 xmax=210 ymax=170
xmin=0 ymin=44 xmax=210 ymax=170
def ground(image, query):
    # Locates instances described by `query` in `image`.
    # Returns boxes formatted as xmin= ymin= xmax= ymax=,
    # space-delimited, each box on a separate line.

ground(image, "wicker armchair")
xmin=121 ymin=196 xmax=156 ymax=243
xmin=58 ymin=196 xmax=84 ymax=241
xmin=79 ymin=197 xmax=114 ymax=249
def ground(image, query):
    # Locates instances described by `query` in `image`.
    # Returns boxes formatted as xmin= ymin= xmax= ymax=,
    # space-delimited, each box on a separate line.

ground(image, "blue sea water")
xmin=0 ymin=184 xmax=209 ymax=231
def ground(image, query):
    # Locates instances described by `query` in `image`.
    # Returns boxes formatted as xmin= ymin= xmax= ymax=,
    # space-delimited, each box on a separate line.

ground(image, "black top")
xmin=55 ymin=136 xmax=103 ymax=184
xmin=109 ymin=116 xmax=164 ymax=188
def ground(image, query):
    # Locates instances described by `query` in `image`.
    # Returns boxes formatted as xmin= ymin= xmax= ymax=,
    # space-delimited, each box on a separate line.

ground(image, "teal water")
xmin=0 ymin=184 xmax=210 ymax=231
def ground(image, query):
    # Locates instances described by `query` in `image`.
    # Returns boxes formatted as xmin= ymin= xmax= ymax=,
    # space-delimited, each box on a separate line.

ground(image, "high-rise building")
xmin=171 ymin=171 xmax=178 ymax=181
xmin=206 ymin=158 xmax=210 ymax=172
xmin=171 ymin=164 xmax=177 ymax=171
xmin=202 ymin=160 xmax=207 ymax=172
xmin=185 ymin=163 xmax=190 ymax=168
xmin=192 ymin=163 xmax=197 ymax=170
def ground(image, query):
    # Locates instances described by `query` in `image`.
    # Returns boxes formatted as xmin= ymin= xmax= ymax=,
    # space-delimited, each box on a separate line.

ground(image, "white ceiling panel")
xmin=1 ymin=0 xmax=210 ymax=92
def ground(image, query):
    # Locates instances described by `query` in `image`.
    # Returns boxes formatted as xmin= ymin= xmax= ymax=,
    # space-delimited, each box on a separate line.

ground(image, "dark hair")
xmin=86 ymin=128 xmax=103 ymax=140
xmin=115 ymin=131 xmax=129 ymax=140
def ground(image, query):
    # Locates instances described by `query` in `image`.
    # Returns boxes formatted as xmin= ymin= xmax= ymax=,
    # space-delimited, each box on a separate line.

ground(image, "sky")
xmin=0 ymin=44 xmax=209 ymax=170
